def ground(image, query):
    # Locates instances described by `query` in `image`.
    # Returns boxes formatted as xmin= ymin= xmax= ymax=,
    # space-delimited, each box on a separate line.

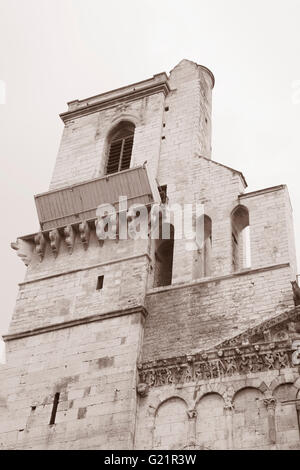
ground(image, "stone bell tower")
xmin=1 ymin=59 xmax=300 ymax=450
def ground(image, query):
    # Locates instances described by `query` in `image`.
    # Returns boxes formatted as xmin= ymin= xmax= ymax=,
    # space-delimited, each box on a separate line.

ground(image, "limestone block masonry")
xmin=1 ymin=59 xmax=300 ymax=449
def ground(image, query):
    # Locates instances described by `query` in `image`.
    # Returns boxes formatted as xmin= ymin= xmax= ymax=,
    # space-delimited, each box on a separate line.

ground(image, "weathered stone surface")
xmin=2 ymin=59 xmax=300 ymax=449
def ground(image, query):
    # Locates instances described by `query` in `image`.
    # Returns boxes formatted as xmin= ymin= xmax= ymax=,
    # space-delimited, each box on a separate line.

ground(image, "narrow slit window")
xmin=96 ymin=275 xmax=104 ymax=290
xmin=153 ymin=223 xmax=174 ymax=287
xmin=49 ymin=392 xmax=60 ymax=425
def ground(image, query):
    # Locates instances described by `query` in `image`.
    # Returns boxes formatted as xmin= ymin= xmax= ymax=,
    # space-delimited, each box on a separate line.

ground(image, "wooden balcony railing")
xmin=34 ymin=165 xmax=160 ymax=231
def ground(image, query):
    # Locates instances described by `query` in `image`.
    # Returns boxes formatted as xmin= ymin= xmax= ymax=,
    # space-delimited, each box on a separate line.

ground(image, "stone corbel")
xmin=95 ymin=219 xmax=104 ymax=247
xmin=34 ymin=232 xmax=46 ymax=261
xmin=127 ymin=205 xmax=150 ymax=240
xmin=95 ymin=214 xmax=119 ymax=245
xmin=79 ymin=221 xmax=90 ymax=250
xmin=49 ymin=229 xmax=61 ymax=258
xmin=11 ymin=238 xmax=34 ymax=266
xmin=64 ymin=225 xmax=75 ymax=254
xmin=137 ymin=383 xmax=149 ymax=397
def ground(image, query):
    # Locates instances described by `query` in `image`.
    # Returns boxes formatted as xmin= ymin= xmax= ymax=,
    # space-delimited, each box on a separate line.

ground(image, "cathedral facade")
xmin=1 ymin=59 xmax=300 ymax=449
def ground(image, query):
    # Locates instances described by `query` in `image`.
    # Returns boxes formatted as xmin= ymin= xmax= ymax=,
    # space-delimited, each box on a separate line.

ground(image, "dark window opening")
xmin=164 ymin=106 xmax=169 ymax=112
xmin=49 ymin=392 xmax=60 ymax=425
xmin=96 ymin=275 xmax=104 ymax=290
xmin=158 ymin=185 xmax=167 ymax=204
xmin=231 ymin=205 xmax=251 ymax=271
xmin=106 ymin=122 xmax=135 ymax=175
xmin=193 ymin=214 xmax=212 ymax=279
xmin=154 ymin=223 xmax=174 ymax=287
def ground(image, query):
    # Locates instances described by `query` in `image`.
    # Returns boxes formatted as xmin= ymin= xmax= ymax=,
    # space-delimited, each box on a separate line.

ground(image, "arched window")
xmin=154 ymin=223 xmax=175 ymax=287
xmin=193 ymin=214 xmax=212 ymax=279
xmin=106 ymin=121 xmax=135 ymax=175
xmin=231 ymin=205 xmax=251 ymax=271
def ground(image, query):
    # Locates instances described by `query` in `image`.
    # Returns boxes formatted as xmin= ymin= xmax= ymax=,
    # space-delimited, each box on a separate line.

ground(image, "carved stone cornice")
xmin=12 ymin=207 xmax=153 ymax=263
xmin=60 ymin=74 xmax=171 ymax=123
xmin=216 ymin=307 xmax=300 ymax=349
xmin=138 ymin=336 xmax=298 ymax=389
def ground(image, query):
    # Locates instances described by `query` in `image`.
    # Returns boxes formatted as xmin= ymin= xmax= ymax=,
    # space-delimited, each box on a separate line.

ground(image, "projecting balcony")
xmin=34 ymin=165 xmax=160 ymax=231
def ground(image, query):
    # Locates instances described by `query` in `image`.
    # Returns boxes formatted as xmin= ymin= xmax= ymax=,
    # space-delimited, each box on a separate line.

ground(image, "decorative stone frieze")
xmin=138 ymin=340 xmax=295 ymax=388
xmin=292 ymin=340 xmax=300 ymax=365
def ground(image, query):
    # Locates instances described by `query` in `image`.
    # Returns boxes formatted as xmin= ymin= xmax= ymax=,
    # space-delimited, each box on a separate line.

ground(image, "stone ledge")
xmin=60 ymin=76 xmax=171 ymax=122
xmin=239 ymin=184 xmax=286 ymax=199
xmin=146 ymin=262 xmax=290 ymax=296
xmin=18 ymin=253 xmax=151 ymax=286
xmin=2 ymin=305 xmax=148 ymax=342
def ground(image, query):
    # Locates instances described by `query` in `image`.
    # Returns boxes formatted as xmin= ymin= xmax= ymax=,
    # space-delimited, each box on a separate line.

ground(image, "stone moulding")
xmin=146 ymin=262 xmax=291 ymax=296
xmin=18 ymin=252 xmax=151 ymax=286
xmin=138 ymin=307 xmax=300 ymax=388
xmin=60 ymin=78 xmax=171 ymax=123
xmin=2 ymin=305 xmax=148 ymax=342
xmin=217 ymin=305 xmax=300 ymax=348
xmin=138 ymin=343 xmax=296 ymax=388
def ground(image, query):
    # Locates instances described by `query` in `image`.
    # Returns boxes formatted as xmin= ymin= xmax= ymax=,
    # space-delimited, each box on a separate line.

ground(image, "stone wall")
xmin=8 ymin=234 xmax=150 ymax=335
xmin=50 ymin=90 xmax=166 ymax=191
xmin=143 ymin=264 xmax=293 ymax=362
xmin=135 ymin=369 xmax=300 ymax=450
xmin=0 ymin=310 xmax=145 ymax=449
xmin=2 ymin=59 xmax=299 ymax=450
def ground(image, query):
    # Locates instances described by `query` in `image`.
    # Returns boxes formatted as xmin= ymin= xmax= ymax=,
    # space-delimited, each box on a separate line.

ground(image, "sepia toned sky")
xmin=0 ymin=0 xmax=300 ymax=362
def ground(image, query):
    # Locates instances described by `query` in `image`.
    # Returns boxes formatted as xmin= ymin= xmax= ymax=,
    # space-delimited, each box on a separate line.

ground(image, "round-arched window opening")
xmin=106 ymin=121 xmax=135 ymax=175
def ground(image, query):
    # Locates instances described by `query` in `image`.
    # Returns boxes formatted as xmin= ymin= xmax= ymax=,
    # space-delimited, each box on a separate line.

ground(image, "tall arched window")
xmin=106 ymin=121 xmax=135 ymax=175
xmin=193 ymin=214 xmax=212 ymax=279
xmin=231 ymin=205 xmax=251 ymax=271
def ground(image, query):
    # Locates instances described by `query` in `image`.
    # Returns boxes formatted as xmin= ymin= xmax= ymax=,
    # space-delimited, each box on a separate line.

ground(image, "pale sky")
xmin=0 ymin=0 xmax=300 ymax=362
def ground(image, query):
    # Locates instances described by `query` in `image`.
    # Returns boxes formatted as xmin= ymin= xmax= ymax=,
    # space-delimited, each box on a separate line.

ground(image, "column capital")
xmin=187 ymin=408 xmax=197 ymax=419
xmin=263 ymin=396 xmax=277 ymax=411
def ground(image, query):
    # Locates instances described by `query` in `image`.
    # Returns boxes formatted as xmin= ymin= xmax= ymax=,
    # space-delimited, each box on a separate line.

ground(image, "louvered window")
xmin=106 ymin=122 xmax=135 ymax=175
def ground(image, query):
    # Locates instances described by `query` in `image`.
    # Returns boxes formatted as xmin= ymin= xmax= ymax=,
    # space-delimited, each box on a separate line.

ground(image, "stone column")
xmin=263 ymin=397 xmax=277 ymax=445
xmin=224 ymin=401 xmax=234 ymax=449
xmin=187 ymin=409 xmax=197 ymax=447
xmin=296 ymin=402 xmax=300 ymax=437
